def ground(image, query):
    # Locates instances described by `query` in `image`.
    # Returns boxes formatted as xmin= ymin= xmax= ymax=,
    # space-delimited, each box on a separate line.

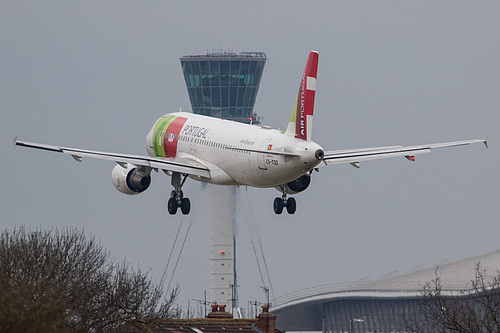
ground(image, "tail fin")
xmin=284 ymin=50 xmax=319 ymax=141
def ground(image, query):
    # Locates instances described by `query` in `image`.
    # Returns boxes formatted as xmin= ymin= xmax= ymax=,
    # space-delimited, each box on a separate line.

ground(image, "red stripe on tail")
xmin=295 ymin=51 xmax=319 ymax=141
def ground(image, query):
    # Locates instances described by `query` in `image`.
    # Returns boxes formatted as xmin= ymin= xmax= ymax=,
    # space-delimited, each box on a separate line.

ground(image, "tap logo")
xmin=153 ymin=115 xmax=188 ymax=157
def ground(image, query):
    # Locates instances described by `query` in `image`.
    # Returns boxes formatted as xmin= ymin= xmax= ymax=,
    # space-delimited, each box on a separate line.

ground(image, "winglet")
xmin=13 ymin=135 xmax=18 ymax=147
xmin=484 ymin=135 xmax=489 ymax=148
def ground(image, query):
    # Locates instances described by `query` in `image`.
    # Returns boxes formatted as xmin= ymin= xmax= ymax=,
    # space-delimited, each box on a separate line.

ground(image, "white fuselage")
xmin=146 ymin=112 xmax=324 ymax=188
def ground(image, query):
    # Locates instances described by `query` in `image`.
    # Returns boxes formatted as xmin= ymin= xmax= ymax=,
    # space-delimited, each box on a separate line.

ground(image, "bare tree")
xmin=406 ymin=262 xmax=500 ymax=333
xmin=0 ymin=226 xmax=179 ymax=333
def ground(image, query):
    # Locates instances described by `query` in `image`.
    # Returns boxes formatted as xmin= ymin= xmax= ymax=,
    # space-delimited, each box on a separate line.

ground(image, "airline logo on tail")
xmin=285 ymin=50 xmax=319 ymax=141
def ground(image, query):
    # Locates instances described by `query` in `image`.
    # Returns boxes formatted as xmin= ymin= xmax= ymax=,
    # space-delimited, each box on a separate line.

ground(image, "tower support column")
xmin=209 ymin=185 xmax=237 ymax=307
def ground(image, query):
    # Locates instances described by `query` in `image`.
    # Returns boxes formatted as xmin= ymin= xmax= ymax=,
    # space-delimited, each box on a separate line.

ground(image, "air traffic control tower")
xmin=180 ymin=51 xmax=267 ymax=314
xmin=180 ymin=51 xmax=267 ymax=124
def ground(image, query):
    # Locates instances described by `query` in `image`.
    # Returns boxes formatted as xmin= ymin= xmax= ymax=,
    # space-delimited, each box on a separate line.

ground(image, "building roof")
xmin=131 ymin=318 xmax=260 ymax=333
xmin=273 ymin=250 xmax=500 ymax=312
xmin=130 ymin=305 xmax=280 ymax=333
xmin=271 ymin=250 xmax=500 ymax=331
xmin=272 ymin=251 xmax=500 ymax=316
xmin=180 ymin=51 xmax=267 ymax=61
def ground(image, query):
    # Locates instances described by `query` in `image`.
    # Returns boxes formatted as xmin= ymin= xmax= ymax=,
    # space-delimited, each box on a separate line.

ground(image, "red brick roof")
xmin=128 ymin=305 xmax=280 ymax=333
xmin=129 ymin=318 xmax=275 ymax=333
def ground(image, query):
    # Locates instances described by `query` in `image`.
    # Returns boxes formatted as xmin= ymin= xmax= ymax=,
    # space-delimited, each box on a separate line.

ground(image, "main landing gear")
xmin=167 ymin=172 xmax=190 ymax=215
xmin=273 ymin=186 xmax=296 ymax=215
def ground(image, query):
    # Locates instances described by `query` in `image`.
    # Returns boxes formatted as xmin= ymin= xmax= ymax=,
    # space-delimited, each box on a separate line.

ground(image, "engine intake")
xmin=275 ymin=173 xmax=311 ymax=195
xmin=111 ymin=164 xmax=151 ymax=195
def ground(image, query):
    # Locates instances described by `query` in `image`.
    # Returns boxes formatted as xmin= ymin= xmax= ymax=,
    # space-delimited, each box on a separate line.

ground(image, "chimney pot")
xmin=206 ymin=304 xmax=232 ymax=319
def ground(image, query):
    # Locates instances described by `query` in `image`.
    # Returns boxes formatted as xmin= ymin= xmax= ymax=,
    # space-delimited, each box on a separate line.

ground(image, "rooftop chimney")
xmin=255 ymin=305 xmax=277 ymax=333
xmin=206 ymin=304 xmax=232 ymax=319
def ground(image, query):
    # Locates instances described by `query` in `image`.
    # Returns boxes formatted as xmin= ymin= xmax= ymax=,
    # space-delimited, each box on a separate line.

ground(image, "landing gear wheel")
xmin=167 ymin=198 xmax=178 ymax=215
xmin=273 ymin=197 xmax=284 ymax=214
xmin=180 ymin=198 xmax=191 ymax=215
xmin=169 ymin=173 xmax=191 ymax=215
xmin=286 ymin=197 xmax=296 ymax=214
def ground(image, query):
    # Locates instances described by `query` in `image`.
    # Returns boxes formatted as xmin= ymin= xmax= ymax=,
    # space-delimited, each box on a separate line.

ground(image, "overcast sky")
xmin=2 ymin=1 xmax=499 ymax=315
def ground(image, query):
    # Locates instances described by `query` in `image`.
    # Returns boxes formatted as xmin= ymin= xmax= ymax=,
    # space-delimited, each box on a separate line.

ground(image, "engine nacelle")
xmin=111 ymin=164 xmax=151 ymax=195
xmin=275 ymin=173 xmax=311 ymax=195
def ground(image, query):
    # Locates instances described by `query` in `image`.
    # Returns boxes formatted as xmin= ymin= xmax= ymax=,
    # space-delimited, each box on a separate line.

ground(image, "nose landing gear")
xmin=167 ymin=172 xmax=191 ymax=215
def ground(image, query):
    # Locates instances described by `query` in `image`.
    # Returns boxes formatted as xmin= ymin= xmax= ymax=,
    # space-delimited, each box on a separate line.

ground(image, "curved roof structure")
xmin=271 ymin=250 xmax=500 ymax=331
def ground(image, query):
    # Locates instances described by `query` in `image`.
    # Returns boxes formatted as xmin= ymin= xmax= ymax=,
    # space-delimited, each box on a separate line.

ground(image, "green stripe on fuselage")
xmin=153 ymin=115 xmax=178 ymax=157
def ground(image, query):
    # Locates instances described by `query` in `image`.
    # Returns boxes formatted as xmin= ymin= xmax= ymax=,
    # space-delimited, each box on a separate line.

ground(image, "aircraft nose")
xmin=315 ymin=148 xmax=324 ymax=160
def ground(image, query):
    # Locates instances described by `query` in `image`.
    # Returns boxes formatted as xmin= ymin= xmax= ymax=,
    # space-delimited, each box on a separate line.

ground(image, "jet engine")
xmin=275 ymin=173 xmax=311 ymax=194
xmin=111 ymin=164 xmax=151 ymax=195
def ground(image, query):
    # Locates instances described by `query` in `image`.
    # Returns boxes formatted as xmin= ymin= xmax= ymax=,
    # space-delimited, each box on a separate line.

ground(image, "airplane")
xmin=15 ymin=50 xmax=487 ymax=215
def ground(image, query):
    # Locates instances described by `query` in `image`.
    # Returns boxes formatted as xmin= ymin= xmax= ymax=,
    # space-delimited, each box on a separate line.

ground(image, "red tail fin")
xmin=285 ymin=51 xmax=319 ymax=141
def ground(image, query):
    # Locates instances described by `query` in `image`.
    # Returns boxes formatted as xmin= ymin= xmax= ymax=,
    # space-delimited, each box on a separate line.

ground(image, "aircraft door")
xmin=258 ymin=138 xmax=271 ymax=170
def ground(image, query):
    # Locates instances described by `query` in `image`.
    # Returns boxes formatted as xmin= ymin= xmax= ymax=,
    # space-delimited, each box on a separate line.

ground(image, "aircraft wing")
xmin=14 ymin=138 xmax=211 ymax=178
xmin=322 ymin=139 xmax=487 ymax=167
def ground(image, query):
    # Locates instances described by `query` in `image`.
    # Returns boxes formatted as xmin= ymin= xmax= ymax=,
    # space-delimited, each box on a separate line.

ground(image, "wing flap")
xmin=15 ymin=139 xmax=211 ymax=178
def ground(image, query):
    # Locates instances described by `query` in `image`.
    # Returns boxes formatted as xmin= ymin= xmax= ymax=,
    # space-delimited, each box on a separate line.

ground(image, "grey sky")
xmin=2 ymin=1 xmax=499 ymax=313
